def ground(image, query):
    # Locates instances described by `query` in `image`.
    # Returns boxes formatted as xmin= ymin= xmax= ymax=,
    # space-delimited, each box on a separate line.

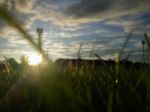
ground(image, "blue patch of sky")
xmin=134 ymin=11 xmax=150 ymax=21
xmin=40 ymin=20 xmax=126 ymax=48
xmin=81 ymin=21 xmax=124 ymax=33
xmin=30 ymin=19 xmax=63 ymax=43
xmin=121 ymin=34 xmax=144 ymax=49
xmin=47 ymin=38 xmax=75 ymax=45
xmin=119 ymin=10 xmax=150 ymax=25
xmin=77 ymin=34 xmax=103 ymax=42
xmin=0 ymin=38 xmax=35 ymax=52
xmin=18 ymin=13 xmax=34 ymax=23
xmin=95 ymin=49 xmax=115 ymax=58
xmin=0 ymin=37 xmax=10 ymax=49
xmin=52 ymin=21 xmax=125 ymax=49
xmin=75 ymin=27 xmax=123 ymax=43
xmin=134 ymin=11 xmax=150 ymax=29
xmin=30 ymin=19 xmax=52 ymax=32
xmin=131 ymin=34 xmax=145 ymax=42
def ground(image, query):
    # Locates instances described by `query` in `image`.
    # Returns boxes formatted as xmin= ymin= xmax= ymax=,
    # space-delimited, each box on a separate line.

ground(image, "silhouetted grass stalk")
xmin=0 ymin=7 xmax=44 ymax=56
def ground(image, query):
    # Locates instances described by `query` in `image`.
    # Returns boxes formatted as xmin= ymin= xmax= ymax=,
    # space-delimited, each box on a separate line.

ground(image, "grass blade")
xmin=0 ymin=7 xmax=43 ymax=54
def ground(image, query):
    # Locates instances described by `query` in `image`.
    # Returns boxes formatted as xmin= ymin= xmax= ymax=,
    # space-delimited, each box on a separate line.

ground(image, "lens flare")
xmin=28 ymin=54 xmax=42 ymax=65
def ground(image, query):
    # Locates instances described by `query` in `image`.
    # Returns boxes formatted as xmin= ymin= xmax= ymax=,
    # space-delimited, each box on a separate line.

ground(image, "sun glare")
xmin=28 ymin=54 xmax=42 ymax=65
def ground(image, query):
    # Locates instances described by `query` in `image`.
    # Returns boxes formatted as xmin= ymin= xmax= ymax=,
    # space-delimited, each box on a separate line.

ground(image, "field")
xmin=0 ymin=57 xmax=150 ymax=112
xmin=0 ymin=5 xmax=150 ymax=112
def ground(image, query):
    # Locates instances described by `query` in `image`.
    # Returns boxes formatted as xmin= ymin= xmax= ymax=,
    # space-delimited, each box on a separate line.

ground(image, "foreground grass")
xmin=0 ymin=62 xmax=149 ymax=112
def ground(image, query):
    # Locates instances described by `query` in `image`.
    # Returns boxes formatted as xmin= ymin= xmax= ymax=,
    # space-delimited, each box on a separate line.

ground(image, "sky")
xmin=0 ymin=0 xmax=150 ymax=62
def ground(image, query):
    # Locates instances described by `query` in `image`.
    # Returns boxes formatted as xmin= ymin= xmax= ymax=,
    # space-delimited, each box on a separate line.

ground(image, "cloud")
xmin=0 ymin=0 xmax=149 ymax=61
xmin=65 ymin=0 xmax=150 ymax=18
xmin=105 ymin=10 xmax=150 ymax=33
xmin=0 ymin=0 xmax=35 ymax=13
xmin=29 ymin=0 xmax=150 ymax=28
xmin=65 ymin=0 xmax=113 ymax=18
xmin=26 ymin=0 xmax=150 ymax=29
xmin=58 ymin=31 xmax=84 ymax=38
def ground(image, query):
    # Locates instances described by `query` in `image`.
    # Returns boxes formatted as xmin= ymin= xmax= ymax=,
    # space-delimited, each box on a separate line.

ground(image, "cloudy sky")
xmin=0 ymin=0 xmax=150 ymax=62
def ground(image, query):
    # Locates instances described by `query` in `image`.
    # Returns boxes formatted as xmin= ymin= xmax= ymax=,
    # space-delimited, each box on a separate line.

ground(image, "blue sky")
xmin=0 ymin=0 xmax=150 ymax=62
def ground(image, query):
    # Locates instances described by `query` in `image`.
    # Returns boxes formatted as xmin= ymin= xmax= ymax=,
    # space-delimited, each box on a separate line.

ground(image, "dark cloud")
xmin=65 ymin=0 xmax=113 ymax=17
xmin=36 ymin=0 xmax=61 ymax=4
xmin=34 ymin=0 xmax=71 ymax=8
xmin=65 ymin=0 xmax=150 ymax=18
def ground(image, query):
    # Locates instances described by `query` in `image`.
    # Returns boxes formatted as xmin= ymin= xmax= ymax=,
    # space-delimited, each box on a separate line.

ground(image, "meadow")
xmin=0 ymin=6 xmax=150 ymax=112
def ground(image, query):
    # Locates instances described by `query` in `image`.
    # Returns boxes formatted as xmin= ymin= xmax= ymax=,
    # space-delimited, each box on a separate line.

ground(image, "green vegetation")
xmin=0 ymin=6 xmax=150 ymax=112
xmin=0 ymin=59 xmax=149 ymax=112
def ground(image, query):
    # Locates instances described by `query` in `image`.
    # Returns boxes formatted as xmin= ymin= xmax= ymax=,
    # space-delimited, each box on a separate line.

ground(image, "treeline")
xmin=55 ymin=58 xmax=149 ymax=71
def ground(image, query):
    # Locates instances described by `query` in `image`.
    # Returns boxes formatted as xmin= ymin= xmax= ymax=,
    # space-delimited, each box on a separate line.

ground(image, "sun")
xmin=28 ymin=54 xmax=42 ymax=65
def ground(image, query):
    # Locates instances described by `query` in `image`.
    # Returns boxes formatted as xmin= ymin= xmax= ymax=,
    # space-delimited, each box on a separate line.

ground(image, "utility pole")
xmin=37 ymin=27 xmax=43 ymax=52
xmin=142 ymin=40 xmax=145 ymax=63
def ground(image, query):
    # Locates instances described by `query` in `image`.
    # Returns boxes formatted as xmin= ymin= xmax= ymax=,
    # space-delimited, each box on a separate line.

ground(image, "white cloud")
xmin=16 ymin=0 xmax=36 ymax=13
xmin=58 ymin=31 xmax=84 ymax=38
